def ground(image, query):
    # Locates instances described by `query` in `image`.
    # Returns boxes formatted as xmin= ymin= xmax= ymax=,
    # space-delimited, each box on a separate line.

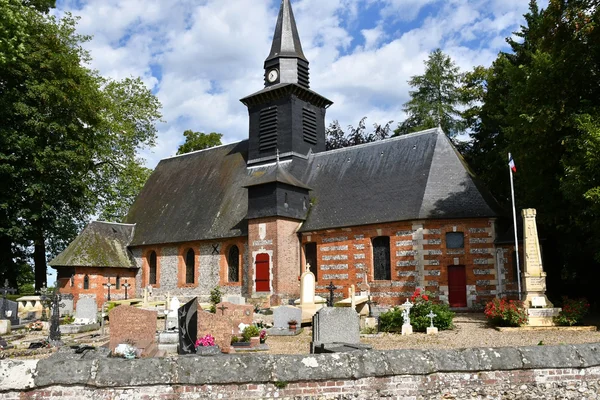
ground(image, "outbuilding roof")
xmin=125 ymin=128 xmax=501 ymax=246
xmin=49 ymin=221 xmax=136 ymax=268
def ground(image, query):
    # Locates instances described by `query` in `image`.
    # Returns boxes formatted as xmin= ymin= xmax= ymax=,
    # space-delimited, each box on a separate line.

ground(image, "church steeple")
xmin=241 ymin=0 xmax=332 ymax=166
xmin=263 ymin=0 xmax=310 ymax=88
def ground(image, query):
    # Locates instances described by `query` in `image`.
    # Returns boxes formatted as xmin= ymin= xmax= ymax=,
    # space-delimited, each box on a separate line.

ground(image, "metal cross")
xmin=217 ymin=304 xmax=228 ymax=315
xmin=49 ymin=291 xmax=66 ymax=343
xmin=38 ymin=285 xmax=52 ymax=321
xmin=326 ymin=281 xmax=336 ymax=307
xmin=211 ymin=244 xmax=220 ymax=255
xmin=103 ymin=279 xmax=113 ymax=301
xmin=122 ymin=280 xmax=131 ymax=300
xmin=0 ymin=279 xmax=16 ymax=320
xmin=427 ymin=310 xmax=437 ymax=328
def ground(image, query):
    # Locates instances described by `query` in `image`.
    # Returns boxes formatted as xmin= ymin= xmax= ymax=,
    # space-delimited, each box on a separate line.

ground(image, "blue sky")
xmin=52 ymin=0 xmax=546 ymax=169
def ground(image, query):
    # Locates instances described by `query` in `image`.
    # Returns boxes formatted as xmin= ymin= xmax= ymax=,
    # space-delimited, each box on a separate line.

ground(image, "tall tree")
xmin=326 ymin=117 xmax=393 ymax=150
xmin=177 ymin=130 xmax=223 ymax=155
xmin=0 ymin=3 xmax=162 ymax=290
xmin=466 ymin=0 xmax=600 ymax=297
xmin=396 ymin=49 xmax=465 ymax=138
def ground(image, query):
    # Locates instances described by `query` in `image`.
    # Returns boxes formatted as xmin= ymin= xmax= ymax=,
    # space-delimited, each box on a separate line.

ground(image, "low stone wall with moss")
xmin=1 ymin=343 xmax=600 ymax=399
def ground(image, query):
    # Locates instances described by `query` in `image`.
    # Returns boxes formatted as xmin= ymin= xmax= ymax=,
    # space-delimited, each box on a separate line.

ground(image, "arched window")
xmin=116 ymin=276 xmax=121 ymax=290
xmin=185 ymin=248 xmax=195 ymax=284
xmin=372 ymin=236 xmax=391 ymax=280
xmin=228 ymin=245 xmax=240 ymax=282
xmin=149 ymin=251 xmax=157 ymax=285
xmin=83 ymin=275 xmax=89 ymax=290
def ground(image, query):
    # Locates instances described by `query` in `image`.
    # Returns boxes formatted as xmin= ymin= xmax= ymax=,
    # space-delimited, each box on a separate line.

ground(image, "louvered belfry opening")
xmin=303 ymin=108 xmax=317 ymax=145
xmin=297 ymin=61 xmax=310 ymax=88
xmin=259 ymin=107 xmax=278 ymax=152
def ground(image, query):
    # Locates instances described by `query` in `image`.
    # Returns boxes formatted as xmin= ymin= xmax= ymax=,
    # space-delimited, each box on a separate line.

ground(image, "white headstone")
xmin=300 ymin=269 xmax=316 ymax=305
xmin=75 ymin=297 xmax=97 ymax=324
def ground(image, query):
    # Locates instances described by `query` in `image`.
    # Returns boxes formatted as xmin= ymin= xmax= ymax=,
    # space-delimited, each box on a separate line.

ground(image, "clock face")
xmin=267 ymin=69 xmax=279 ymax=83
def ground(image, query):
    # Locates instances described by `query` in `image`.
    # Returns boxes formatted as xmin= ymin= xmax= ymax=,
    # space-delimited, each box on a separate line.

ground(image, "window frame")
xmin=372 ymin=236 xmax=391 ymax=281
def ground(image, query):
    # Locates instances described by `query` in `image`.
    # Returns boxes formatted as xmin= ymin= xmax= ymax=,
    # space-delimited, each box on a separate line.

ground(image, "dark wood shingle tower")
xmin=241 ymin=0 xmax=332 ymax=166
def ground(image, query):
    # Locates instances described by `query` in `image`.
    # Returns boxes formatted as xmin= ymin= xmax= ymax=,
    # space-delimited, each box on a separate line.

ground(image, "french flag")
xmin=508 ymin=153 xmax=516 ymax=173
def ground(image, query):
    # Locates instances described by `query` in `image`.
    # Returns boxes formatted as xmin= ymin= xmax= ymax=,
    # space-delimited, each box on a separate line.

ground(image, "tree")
xmin=465 ymin=0 xmax=600 ymax=297
xmin=0 ymin=3 xmax=162 ymax=290
xmin=177 ymin=130 xmax=223 ymax=155
xmin=326 ymin=117 xmax=393 ymax=150
xmin=395 ymin=49 xmax=465 ymax=138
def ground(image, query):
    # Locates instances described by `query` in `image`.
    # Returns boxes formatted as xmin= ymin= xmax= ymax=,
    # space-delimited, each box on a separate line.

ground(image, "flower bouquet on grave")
xmin=195 ymin=334 xmax=220 ymax=356
xmin=26 ymin=320 xmax=44 ymax=332
xmin=259 ymin=329 xmax=268 ymax=344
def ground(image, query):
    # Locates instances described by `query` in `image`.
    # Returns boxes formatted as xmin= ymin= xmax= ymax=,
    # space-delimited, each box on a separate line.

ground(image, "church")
xmin=50 ymin=0 xmax=519 ymax=311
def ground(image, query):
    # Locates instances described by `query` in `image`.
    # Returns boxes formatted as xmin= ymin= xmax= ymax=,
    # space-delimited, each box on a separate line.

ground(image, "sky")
xmin=51 ymin=0 xmax=548 ymax=171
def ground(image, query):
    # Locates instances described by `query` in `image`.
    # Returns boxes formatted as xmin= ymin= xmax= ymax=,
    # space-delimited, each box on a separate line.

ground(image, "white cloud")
xmin=55 ymin=0 xmax=537 ymax=168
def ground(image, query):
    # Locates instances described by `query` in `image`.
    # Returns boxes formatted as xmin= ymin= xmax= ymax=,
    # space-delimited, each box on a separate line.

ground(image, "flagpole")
xmin=508 ymin=152 xmax=522 ymax=300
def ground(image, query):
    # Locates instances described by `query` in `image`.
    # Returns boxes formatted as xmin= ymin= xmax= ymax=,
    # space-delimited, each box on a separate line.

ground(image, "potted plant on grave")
xmin=259 ymin=329 xmax=268 ymax=344
xmin=288 ymin=319 xmax=298 ymax=331
xmin=242 ymin=325 xmax=261 ymax=347
xmin=195 ymin=334 xmax=221 ymax=356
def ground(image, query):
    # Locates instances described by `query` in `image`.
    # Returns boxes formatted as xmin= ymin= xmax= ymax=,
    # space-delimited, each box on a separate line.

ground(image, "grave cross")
xmin=367 ymin=295 xmax=374 ymax=318
xmin=122 ymin=280 xmax=131 ymax=300
xmin=103 ymin=279 xmax=113 ymax=301
xmin=0 ymin=279 xmax=16 ymax=320
xmin=326 ymin=281 xmax=336 ymax=307
xmin=427 ymin=310 xmax=437 ymax=328
xmin=217 ymin=304 xmax=228 ymax=316
xmin=401 ymin=299 xmax=413 ymax=326
xmin=38 ymin=285 xmax=51 ymax=321
xmin=49 ymin=291 xmax=65 ymax=343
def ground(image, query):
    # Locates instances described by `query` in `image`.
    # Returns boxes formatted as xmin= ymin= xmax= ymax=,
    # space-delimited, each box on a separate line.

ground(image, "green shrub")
xmin=242 ymin=325 xmax=260 ymax=342
xmin=378 ymin=289 xmax=454 ymax=332
xmin=231 ymin=336 xmax=239 ymax=344
xmin=484 ymin=298 xmax=528 ymax=327
xmin=209 ymin=286 xmax=222 ymax=313
xmin=554 ymin=297 xmax=590 ymax=326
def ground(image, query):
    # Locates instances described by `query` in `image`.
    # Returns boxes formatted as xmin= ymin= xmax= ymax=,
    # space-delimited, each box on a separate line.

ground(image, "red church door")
xmin=448 ymin=265 xmax=467 ymax=307
xmin=255 ymin=253 xmax=270 ymax=292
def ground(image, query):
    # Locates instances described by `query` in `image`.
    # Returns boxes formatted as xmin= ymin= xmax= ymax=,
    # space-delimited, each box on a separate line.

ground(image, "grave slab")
xmin=215 ymin=302 xmax=254 ymax=334
xmin=109 ymin=305 xmax=157 ymax=358
xmin=75 ymin=298 xmax=97 ymax=324
xmin=311 ymin=307 xmax=369 ymax=354
xmin=197 ymin=310 xmax=233 ymax=354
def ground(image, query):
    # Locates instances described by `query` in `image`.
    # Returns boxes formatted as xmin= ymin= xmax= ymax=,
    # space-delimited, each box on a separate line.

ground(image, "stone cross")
xmin=427 ymin=310 xmax=437 ymax=328
xmin=217 ymin=304 xmax=228 ymax=316
xmin=401 ymin=299 xmax=413 ymax=326
xmin=326 ymin=281 xmax=336 ymax=307
xmin=0 ymin=279 xmax=16 ymax=320
xmin=367 ymin=295 xmax=374 ymax=318
xmin=305 ymin=262 xmax=311 ymax=273
xmin=103 ymin=279 xmax=113 ymax=301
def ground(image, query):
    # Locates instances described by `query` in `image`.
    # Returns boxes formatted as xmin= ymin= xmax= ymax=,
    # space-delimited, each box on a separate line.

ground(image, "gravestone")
xmin=273 ymin=306 xmax=302 ymax=330
xmin=299 ymin=266 xmax=317 ymax=322
xmin=59 ymin=294 xmax=74 ymax=317
xmin=178 ymin=298 xmax=198 ymax=355
xmin=215 ymin=302 xmax=254 ymax=334
xmin=109 ymin=305 xmax=157 ymax=358
xmin=166 ymin=296 xmax=180 ymax=330
xmin=17 ymin=296 xmax=44 ymax=320
xmin=311 ymin=307 xmax=370 ymax=354
xmin=197 ymin=310 xmax=233 ymax=354
xmin=225 ymin=295 xmax=246 ymax=305
xmin=75 ymin=297 xmax=97 ymax=324
xmin=5 ymin=300 xmax=19 ymax=326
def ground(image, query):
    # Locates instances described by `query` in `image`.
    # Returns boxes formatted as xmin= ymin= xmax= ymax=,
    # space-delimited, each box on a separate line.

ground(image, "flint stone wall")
xmin=2 ymin=343 xmax=600 ymax=399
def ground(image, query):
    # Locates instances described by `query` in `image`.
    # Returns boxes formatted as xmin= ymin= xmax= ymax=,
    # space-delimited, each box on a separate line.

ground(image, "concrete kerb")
xmin=0 ymin=343 xmax=596 ymax=392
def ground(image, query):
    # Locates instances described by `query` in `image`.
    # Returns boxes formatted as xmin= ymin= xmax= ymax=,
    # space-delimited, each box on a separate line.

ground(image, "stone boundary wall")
xmin=2 ymin=343 xmax=600 ymax=399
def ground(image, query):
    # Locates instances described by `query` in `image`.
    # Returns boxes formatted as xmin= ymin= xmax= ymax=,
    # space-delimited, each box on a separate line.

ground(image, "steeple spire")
xmin=266 ymin=0 xmax=307 ymax=62
xmin=263 ymin=0 xmax=310 ymax=88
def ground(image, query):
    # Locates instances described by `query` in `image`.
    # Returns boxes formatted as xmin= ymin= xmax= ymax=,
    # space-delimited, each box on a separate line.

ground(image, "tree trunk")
xmin=34 ymin=233 xmax=47 ymax=291
xmin=0 ymin=236 xmax=17 ymax=288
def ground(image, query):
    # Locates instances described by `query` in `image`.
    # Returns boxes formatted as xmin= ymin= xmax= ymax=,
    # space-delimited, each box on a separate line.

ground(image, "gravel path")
xmin=264 ymin=313 xmax=600 ymax=354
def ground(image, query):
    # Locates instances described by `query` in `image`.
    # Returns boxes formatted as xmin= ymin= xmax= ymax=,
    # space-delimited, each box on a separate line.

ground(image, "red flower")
xmin=422 ymin=295 xmax=429 ymax=301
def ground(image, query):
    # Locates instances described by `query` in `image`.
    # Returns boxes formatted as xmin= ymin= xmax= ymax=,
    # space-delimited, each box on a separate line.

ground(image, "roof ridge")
xmin=161 ymin=140 xmax=244 ymax=161
xmin=314 ymin=127 xmax=442 ymax=157
xmin=92 ymin=221 xmax=136 ymax=226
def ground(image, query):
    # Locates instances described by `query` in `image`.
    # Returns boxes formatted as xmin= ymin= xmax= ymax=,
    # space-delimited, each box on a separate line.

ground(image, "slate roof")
xmin=49 ymin=221 xmax=136 ymax=268
xmin=125 ymin=128 xmax=500 ymax=247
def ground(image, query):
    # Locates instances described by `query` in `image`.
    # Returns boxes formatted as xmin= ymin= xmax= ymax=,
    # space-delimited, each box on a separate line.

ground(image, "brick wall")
xmin=3 ymin=343 xmax=600 ymax=399
xmin=57 ymin=267 xmax=137 ymax=310
xmin=301 ymin=218 xmax=503 ymax=306
xmin=247 ymin=217 xmax=303 ymax=306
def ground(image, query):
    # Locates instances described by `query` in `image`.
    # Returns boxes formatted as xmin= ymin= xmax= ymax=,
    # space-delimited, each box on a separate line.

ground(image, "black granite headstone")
xmin=5 ymin=300 xmax=19 ymax=326
xmin=178 ymin=297 xmax=198 ymax=355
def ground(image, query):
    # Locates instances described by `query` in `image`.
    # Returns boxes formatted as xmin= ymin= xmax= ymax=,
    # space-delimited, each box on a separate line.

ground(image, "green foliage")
xmin=18 ymin=283 xmax=34 ymax=295
xmin=484 ymin=298 xmax=528 ymax=327
xmin=325 ymin=117 xmax=393 ymax=150
xmin=0 ymin=2 xmax=162 ymax=289
xmin=230 ymin=335 xmax=239 ymax=344
xmin=554 ymin=297 xmax=590 ymax=326
xmin=60 ymin=314 xmax=74 ymax=325
xmin=273 ymin=381 xmax=288 ymax=389
xmin=396 ymin=49 xmax=466 ymax=138
xmin=378 ymin=307 xmax=404 ymax=333
xmin=379 ymin=290 xmax=454 ymax=332
xmin=242 ymin=325 xmax=260 ymax=342
xmin=176 ymin=130 xmax=222 ymax=155
xmin=209 ymin=286 xmax=222 ymax=313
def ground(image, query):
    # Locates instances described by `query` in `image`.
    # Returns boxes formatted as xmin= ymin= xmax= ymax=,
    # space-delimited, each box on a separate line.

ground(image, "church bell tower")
xmin=241 ymin=0 xmax=333 ymax=166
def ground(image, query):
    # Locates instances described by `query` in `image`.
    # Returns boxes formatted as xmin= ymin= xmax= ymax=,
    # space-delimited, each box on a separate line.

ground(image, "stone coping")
xmin=495 ymin=326 xmax=598 ymax=332
xmin=2 ymin=342 xmax=600 ymax=391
